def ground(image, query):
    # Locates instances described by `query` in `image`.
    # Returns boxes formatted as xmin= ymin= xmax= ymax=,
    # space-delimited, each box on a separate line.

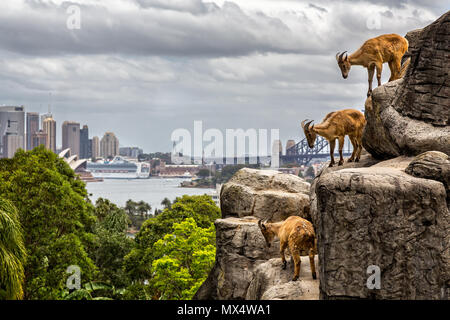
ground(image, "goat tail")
xmin=400 ymin=57 xmax=411 ymax=78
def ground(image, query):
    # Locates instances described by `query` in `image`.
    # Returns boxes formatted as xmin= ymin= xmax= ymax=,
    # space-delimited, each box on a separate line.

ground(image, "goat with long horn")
xmin=301 ymin=109 xmax=366 ymax=167
xmin=336 ymin=34 xmax=409 ymax=97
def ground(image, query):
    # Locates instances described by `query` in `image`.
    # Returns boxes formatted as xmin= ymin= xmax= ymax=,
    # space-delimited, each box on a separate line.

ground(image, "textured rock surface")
xmin=406 ymin=151 xmax=450 ymax=209
xmin=194 ymin=217 xmax=280 ymax=300
xmin=362 ymin=11 xmax=450 ymax=159
xmin=246 ymin=257 xmax=319 ymax=300
xmin=220 ymin=168 xmax=311 ymax=221
xmin=313 ymin=166 xmax=449 ymax=300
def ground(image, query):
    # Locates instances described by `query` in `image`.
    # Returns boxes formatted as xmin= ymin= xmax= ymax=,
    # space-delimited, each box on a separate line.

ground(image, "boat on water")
xmin=87 ymin=156 xmax=150 ymax=179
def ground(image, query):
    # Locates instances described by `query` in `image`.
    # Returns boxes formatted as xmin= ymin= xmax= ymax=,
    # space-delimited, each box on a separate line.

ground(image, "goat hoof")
xmin=312 ymin=273 xmax=317 ymax=280
xmin=347 ymin=158 xmax=354 ymax=163
xmin=328 ymin=163 xmax=334 ymax=168
xmin=292 ymin=276 xmax=299 ymax=282
xmin=355 ymin=158 xmax=360 ymax=162
xmin=282 ymin=261 xmax=287 ymax=270
xmin=338 ymin=161 xmax=344 ymax=166
xmin=367 ymin=90 xmax=372 ymax=97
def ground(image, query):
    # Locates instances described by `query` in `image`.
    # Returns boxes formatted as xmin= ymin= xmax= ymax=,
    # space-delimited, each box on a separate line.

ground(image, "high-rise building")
xmin=100 ymin=132 xmax=119 ymax=159
xmin=119 ymin=147 xmax=143 ymax=158
xmin=0 ymin=106 xmax=25 ymax=158
xmin=26 ymin=112 xmax=40 ymax=151
xmin=43 ymin=116 xmax=57 ymax=153
xmin=80 ymin=125 xmax=91 ymax=159
xmin=62 ymin=121 xmax=80 ymax=156
xmin=31 ymin=130 xmax=47 ymax=149
xmin=286 ymin=140 xmax=296 ymax=155
xmin=92 ymin=136 xmax=100 ymax=159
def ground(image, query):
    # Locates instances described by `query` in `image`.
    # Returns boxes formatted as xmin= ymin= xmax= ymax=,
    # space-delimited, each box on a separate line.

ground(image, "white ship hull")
xmin=88 ymin=171 xmax=149 ymax=179
xmin=87 ymin=156 xmax=150 ymax=179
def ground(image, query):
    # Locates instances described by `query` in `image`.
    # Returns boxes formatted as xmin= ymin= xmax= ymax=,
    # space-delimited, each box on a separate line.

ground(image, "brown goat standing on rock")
xmin=301 ymin=109 xmax=366 ymax=167
xmin=258 ymin=216 xmax=316 ymax=281
xmin=336 ymin=33 xmax=409 ymax=97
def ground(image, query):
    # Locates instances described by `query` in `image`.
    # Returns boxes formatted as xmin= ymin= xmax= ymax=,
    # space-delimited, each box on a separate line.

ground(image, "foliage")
xmin=62 ymin=281 xmax=122 ymax=300
xmin=197 ymin=169 xmax=211 ymax=178
xmin=213 ymin=164 xmax=259 ymax=184
xmin=124 ymin=195 xmax=220 ymax=299
xmin=151 ymin=218 xmax=216 ymax=299
xmin=161 ymin=198 xmax=172 ymax=210
xmin=0 ymin=146 xmax=96 ymax=299
xmin=0 ymin=199 xmax=27 ymax=300
xmin=124 ymin=199 xmax=152 ymax=230
xmin=305 ymin=166 xmax=315 ymax=178
xmin=90 ymin=198 xmax=134 ymax=294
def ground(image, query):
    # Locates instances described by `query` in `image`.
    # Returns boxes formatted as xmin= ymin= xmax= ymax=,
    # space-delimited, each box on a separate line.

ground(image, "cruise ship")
xmin=87 ymin=156 xmax=150 ymax=179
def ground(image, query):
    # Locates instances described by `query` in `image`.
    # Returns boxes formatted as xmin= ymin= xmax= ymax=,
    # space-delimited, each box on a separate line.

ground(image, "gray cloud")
xmin=0 ymin=0 xmax=446 ymax=152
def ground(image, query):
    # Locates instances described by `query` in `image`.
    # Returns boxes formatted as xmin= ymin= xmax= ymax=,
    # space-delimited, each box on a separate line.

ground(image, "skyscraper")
xmin=92 ymin=136 xmax=100 ymax=159
xmin=100 ymin=132 xmax=119 ymax=159
xmin=0 ymin=106 xmax=25 ymax=158
xmin=26 ymin=112 xmax=40 ymax=151
xmin=31 ymin=130 xmax=47 ymax=149
xmin=43 ymin=116 xmax=57 ymax=153
xmin=80 ymin=125 xmax=90 ymax=159
xmin=62 ymin=121 xmax=80 ymax=156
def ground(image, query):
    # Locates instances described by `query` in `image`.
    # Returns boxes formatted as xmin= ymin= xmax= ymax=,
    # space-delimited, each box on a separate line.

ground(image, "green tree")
xmin=0 ymin=146 xmax=97 ymax=299
xmin=0 ymin=199 xmax=27 ymax=300
xmin=161 ymin=198 xmax=172 ymax=210
xmin=125 ymin=199 xmax=137 ymax=216
xmin=124 ymin=195 xmax=220 ymax=298
xmin=151 ymin=218 xmax=216 ymax=300
xmin=197 ymin=169 xmax=210 ymax=178
xmin=305 ymin=166 xmax=315 ymax=178
xmin=137 ymin=201 xmax=151 ymax=217
xmin=91 ymin=198 xmax=134 ymax=293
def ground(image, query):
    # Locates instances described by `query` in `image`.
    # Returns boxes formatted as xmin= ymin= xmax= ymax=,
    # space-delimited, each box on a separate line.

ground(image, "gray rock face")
xmin=195 ymin=169 xmax=317 ymax=300
xmin=193 ymin=217 xmax=280 ymax=300
xmin=396 ymin=12 xmax=450 ymax=126
xmin=313 ymin=165 xmax=449 ymax=299
xmin=406 ymin=151 xmax=450 ymax=209
xmin=362 ymin=11 xmax=450 ymax=159
xmin=246 ymin=257 xmax=319 ymax=300
xmin=220 ymin=168 xmax=311 ymax=221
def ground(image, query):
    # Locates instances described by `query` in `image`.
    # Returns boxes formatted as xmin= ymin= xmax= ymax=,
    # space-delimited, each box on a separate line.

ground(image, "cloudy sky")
xmin=0 ymin=0 xmax=447 ymax=152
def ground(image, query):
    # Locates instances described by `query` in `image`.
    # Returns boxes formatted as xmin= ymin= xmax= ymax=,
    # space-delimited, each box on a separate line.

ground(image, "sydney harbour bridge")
xmin=280 ymin=136 xmax=353 ymax=166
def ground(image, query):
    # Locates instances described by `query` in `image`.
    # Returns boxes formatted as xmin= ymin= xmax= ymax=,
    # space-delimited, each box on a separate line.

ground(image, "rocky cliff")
xmin=363 ymin=12 xmax=450 ymax=159
xmin=195 ymin=12 xmax=449 ymax=301
xmin=194 ymin=169 xmax=318 ymax=300
xmin=313 ymin=11 xmax=450 ymax=300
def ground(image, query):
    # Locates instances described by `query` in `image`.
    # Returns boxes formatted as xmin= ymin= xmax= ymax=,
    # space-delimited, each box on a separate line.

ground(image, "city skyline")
xmin=0 ymin=1 xmax=446 ymax=152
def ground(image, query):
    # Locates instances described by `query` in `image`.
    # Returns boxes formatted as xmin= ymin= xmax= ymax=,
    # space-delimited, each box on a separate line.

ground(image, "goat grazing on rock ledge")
xmin=336 ymin=33 xmax=409 ymax=97
xmin=258 ymin=216 xmax=316 ymax=281
xmin=301 ymin=109 xmax=366 ymax=167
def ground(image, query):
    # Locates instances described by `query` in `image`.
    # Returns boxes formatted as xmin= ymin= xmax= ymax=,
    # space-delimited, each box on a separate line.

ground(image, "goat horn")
xmin=258 ymin=219 xmax=265 ymax=230
xmin=301 ymin=119 xmax=309 ymax=129
xmin=336 ymin=52 xmax=340 ymax=62
xmin=305 ymin=120 xmax=314 ymax=130
xmin=339 ymin=51 xmax=347 ymax=61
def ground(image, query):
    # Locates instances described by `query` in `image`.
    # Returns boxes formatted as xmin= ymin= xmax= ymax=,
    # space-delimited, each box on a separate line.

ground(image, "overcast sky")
xmin=0 ymin=0 xmax=447 ymax=152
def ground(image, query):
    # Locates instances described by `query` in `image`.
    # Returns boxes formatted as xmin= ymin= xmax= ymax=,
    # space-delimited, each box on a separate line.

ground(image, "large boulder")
xmin=246 ymin=257 xmax=319 ymax=300
xmin=194 ymin=216 xmax=280 ymax=300
xmin=220 ymin=168 xmax=311 ymax=221
xmin=313 ymin=163 xmax=449 ymax=299
xmin=406 ymin=151 xmax=450 ymax=209
xmin=195 ymin=169 xmax=318 ymax=300
xmin=362 ymin=11 xmax=450 ymax=159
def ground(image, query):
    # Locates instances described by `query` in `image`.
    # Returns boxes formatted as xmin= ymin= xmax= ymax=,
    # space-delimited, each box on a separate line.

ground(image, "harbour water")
xmin=86 ymin=178 xmax=216 ymax=211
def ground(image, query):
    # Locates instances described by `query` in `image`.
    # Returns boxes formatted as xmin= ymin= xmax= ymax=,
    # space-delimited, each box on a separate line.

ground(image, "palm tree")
xmin=0 ymin=199 xmax=27 ymax=300
xmin=137 ymin=201 xmax=151 ymax=217
xmin=161 ymin=198 xmax=172 ymax=210
xmin=124 ymin=199 xmax=136 ymax=216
